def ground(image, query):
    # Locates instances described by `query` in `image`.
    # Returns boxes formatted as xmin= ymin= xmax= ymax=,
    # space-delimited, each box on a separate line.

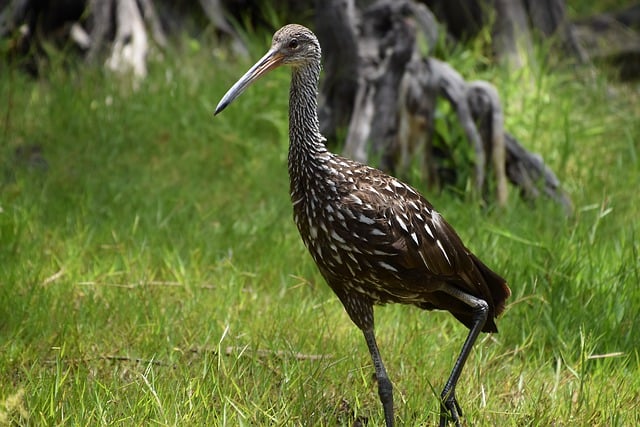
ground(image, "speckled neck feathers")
xmin=287 ymin=55 xmax=330 ymax=197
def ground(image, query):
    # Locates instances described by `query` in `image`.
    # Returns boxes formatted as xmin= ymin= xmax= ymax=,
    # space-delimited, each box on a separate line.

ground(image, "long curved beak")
xmin=214 ymin=48 xmax=284 ymax=115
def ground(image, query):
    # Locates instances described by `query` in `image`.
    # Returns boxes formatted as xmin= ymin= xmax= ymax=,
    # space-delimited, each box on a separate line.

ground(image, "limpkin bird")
xmin=215 ymin=24 xmax=510 ymax=427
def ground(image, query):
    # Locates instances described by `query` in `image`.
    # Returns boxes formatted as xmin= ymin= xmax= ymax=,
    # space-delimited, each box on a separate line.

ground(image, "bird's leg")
xmin=363 ymin=328 xmax=394 ymax=427
xmin=334 ymin=292 xmax=394 ymax=426
xmin=438 ymin=289 xmax=489 ymax=427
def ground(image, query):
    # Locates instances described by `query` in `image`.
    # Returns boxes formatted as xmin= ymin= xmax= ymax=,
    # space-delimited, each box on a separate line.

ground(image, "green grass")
xmin=1 ymin=32 xmax=639 ymax=426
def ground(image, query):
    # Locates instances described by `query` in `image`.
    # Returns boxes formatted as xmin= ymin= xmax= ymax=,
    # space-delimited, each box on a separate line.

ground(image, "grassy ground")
xmin=1 ymin=29 xmax=639 ymax=426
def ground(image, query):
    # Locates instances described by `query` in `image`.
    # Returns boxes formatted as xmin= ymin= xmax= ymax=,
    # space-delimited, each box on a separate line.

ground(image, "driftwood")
xmin=105 ymin=0 xmax=151 ymax=80
xmin=317 ymin=0 xmax=570 ymax=210
xmin=504 ymin=133 xmax=572 ymax=214
xmin=0 ymin=0 xmax=248 ymax=78
xmin=396 ymin=57 xmax=508 ymax=206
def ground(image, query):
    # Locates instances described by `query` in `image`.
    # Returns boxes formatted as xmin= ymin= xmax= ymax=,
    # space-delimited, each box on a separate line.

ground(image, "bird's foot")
xmin=439 ymin=389 xmax=462 ymax=427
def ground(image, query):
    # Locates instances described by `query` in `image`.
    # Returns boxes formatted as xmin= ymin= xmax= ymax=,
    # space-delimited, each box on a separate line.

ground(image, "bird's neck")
xmin=287 ymin=63 xmax=329 ymax=187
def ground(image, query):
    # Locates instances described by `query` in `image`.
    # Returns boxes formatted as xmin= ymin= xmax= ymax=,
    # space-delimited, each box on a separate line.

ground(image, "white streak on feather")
xmin=370 ymin=228 xmax=385 ymax=236
xmin=418 ymin=251 xmax=430 ymax=269
xmin=424 ymin=222 xmax=434 ymax=239
xmin=410 ymin=232 xmax=419 ymax=246
xmin=396 ymin=216 xmax=408 ymax=232
xmin=330 ymin=230 xmax=346 ymax=243
xmin=436 ymin=239 xmax=452 ymax=266
xmin=346 ymin=262 xmax=356 ymax=276
xmin=358 ymin=214 xmax=376 ymax=225
xmin=349 ymin=194 xmax=363 ymax=205
xmin=379 ymin=261 xmax=398 ymax=272
xmin=373 ymin=249 xmax=394 ymax=256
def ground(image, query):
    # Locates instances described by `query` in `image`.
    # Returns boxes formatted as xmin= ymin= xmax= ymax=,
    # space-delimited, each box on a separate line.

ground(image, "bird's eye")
xmin=288 ymin=39 xmax=299 ymax=49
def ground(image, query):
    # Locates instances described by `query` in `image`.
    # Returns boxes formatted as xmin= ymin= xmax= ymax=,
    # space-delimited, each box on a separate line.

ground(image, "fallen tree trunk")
xmin=504 ymin=133 xmax=572 ymax=214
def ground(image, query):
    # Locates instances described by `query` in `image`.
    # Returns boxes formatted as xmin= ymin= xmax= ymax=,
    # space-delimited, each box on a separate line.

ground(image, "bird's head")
xmin=214 ymin=24 xmax=321 ymax=115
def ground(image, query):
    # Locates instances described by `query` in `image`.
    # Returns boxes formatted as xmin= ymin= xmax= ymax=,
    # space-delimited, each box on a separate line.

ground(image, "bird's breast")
xmin=289 ymin=185 xmax=428 ymax=305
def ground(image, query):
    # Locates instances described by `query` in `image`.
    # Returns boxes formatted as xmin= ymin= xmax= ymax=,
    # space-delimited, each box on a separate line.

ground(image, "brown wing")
xmin=338 ymin=168 xmax=509 ymax=330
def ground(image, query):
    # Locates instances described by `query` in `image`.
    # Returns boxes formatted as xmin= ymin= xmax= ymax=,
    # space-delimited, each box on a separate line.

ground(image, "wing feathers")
xmin=337 ymin=172 xmax=509 ymax=326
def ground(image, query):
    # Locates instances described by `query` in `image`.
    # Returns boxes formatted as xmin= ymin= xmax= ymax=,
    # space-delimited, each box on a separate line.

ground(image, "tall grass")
xmin=1 ymin=28 xmax=639 ymax=425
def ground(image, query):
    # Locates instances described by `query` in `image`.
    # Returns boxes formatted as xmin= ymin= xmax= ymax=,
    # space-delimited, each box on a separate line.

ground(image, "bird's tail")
xmin=470 ymin=253 xmax=511 ymax=319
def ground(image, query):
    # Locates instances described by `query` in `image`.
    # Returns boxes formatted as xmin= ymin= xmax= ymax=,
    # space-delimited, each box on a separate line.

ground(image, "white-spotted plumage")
xmin=215 ymin=24 xmax=510 ymax=427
